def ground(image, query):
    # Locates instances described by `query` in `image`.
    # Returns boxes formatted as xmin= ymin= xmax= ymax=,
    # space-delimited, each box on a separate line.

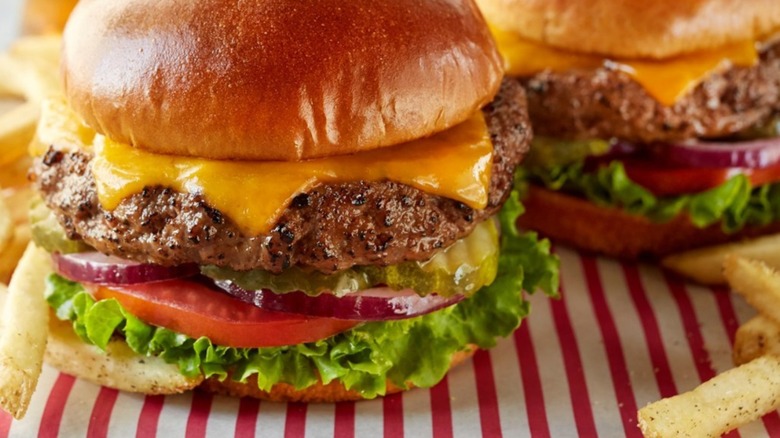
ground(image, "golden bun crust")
xmin=518 ymin=186 xmax=780 ymax=259
xmin=201 ymin=348 xmax=476 ymax=402
xmin=62 ymin=0 xmax=503 ymax=161
xmin=477 ymin=0 xmax=780 ymax=59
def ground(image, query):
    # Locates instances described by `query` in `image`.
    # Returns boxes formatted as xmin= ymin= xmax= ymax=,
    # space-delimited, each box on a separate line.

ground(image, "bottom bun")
xmin=518 ymin=186 xmax=780 ymax=259
xmin=46 ymin=316 xmax=204 ymax=395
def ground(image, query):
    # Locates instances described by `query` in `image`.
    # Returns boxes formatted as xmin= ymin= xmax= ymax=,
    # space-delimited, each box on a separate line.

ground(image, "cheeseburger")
xmin=477 ymin=0 xmax=780 ymax=259
xmin=18 ymin=0 xmax=558 ymax=404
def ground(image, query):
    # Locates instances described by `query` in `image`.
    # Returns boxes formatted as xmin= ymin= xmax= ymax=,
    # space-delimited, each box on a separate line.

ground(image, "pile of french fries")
xmin=0 ymin=35 xmax=61 ymax=284
xmin=640 ymin=242 xmax=780 ymax=436
xmin=0 ymin=37 xmax=60 ymax=419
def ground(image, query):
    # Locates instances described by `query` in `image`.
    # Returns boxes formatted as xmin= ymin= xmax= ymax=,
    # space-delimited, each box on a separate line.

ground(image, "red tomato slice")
xmin=89 ymin=280 xmax=360 ymax=348
xmin=617 ymin=158 xmax=780 ymax=196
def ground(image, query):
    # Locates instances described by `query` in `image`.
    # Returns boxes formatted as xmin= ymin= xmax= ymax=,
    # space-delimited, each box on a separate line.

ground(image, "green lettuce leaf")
xmin=521 ymin=160 xmax=780 ymax=233
xmin=45 ymin=191 xmax=559 ymax=398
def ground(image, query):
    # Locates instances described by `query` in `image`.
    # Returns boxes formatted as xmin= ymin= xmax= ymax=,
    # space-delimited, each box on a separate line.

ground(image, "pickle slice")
xmin=525 ymin=137 xmax=611 ymax=168
xmin=30 ymin=198 xmax=91 ymax=254
xmin=202 ymin=219 xmax=500 ymax=298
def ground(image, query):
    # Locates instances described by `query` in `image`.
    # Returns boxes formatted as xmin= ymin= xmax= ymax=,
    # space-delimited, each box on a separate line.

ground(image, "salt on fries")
xmin=725 ymin=256 xmax=780 ymax=323
xmin=734 ymin=315 xmax=780 ymax=366
xmin=662 ymin=234 xmax=780 ymax=285
xmin=640 ymin=257 xmax=780 ymax=436
xmin=0 ymin=244 xmax=51 ymax=419
xmin=639 ymin=355 xmax=780 ymax=437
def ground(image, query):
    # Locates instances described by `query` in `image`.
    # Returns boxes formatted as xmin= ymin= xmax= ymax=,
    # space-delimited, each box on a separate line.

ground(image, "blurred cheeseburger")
xmin=477 ymin=0 xmax=780 ymax=258
xmin=22 ymin=0 xmax=558 ymax=401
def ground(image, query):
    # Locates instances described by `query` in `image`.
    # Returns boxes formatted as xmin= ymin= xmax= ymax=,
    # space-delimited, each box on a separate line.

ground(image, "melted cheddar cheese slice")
xmin=491 ymin=27 xmax=760 ymax=106
xmin=36 ymin=98 xmax=493 ymax=236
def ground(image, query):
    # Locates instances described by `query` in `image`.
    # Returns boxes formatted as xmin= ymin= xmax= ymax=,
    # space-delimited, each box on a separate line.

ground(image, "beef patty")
xmin=522 ymin=41 xmax=780 ymax=143
xmin=32 ymin=79 xmax=530 ymax=274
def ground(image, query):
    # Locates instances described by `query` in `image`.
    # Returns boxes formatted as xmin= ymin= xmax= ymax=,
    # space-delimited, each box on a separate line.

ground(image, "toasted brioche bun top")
xmin=477 ymin=0 xmax=780 ymax=59
xmin=62 ymin=0 xmax=503 ymax=161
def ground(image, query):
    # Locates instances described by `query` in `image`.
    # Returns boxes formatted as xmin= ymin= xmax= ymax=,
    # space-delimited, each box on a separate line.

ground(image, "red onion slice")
xmin=214 ymin=280 xmax=465 ymax=321
xmin=652 ymin=138 xmax=780 ymax=169
xmin=53 ymin=252 xmax=199 ymax=285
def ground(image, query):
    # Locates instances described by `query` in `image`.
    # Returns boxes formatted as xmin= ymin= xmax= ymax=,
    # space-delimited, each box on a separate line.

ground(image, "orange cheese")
xmin=85 ymin=113 xmax=493 ymax=236
xmin=491 ymin=28 xmax=760 ymax=106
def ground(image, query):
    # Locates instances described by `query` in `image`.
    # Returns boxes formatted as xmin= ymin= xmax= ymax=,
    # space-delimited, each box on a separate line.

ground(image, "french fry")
xmin=734 ymin=316 xmax=780 ymax=365
xmin=0 ymin=36 xmax=61 ymax=286
xmin=0 ymin=36 xmax=61 ymax=102
xmin=0 ymin=36 xmax=62 ymax=183
xmin=0 ymin=155 xmax=32 ymax=188
xmin=0 ymin=197 xmax=11 ymax=254
xmin=0 ymin=284 xmax=6 ymax=306
xmin=0 ymin=101 xmax=39 ymax=167
xmin=22 ymin=0 xmax=78 ymax=36
xmin=638 ymin=355 xmax=780 ymax=438
xmin=0 ymin=222 xmax=31 ymax=285
xmin=0 ymin=55 xmax=26 ymax=98
xmin=663 ymin=234 xmax=780 ymax=285
xmin=0 ymin=187 xmax=33 ymax=284
xmin=724 ymin=256 xmax=780 ymax=326
xmin=0 ymin=244 xmax=51 ymax=419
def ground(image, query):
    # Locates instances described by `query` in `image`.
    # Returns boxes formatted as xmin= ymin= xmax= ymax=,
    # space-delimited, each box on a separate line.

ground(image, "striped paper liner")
xmin=5 ymin=245 xmax=779 ymax=437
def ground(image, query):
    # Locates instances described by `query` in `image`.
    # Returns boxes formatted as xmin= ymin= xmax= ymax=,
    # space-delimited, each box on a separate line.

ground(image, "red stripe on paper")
xmin=665 ymin=275 xmax=741 ymax=438
xmin=38 ymin=373 xmax=76 ymax=438
xmin=429 ymin=376 xmax=453 ymax=438
xmin=0 ymin=411 xmax=11 ymax=438
xmin=383 ymin=392 xmax=404 ymax=438
xmin=284 ymin=403 xmax=307 ymax=438
xmin=581 ymin=256 xmax=641 ymax=437
xmin=235 ymin=397 xmax=260 ymax=438
xmin=665 ymin=274 xmax=716 ymax=382
xmin=514 ymin=322 xmax=550 ymax=438
xmin=333 ymin=402 xmax=355 ymax=438
xmin=473 ymin=350 xmax=502 ymax=438
xmin=712 ymin=287 xmax=780 ymax=435
xmin=760 ymin=409 xmax=780 ymax=435
xmin=712 ymin=287 xmax=740 ymax=345
xmin=136 ymin=395 xmax=165 ymax=438
xmin=549 ymin=282 xmax=598 ymax=437
xmin=87 ymin=387 xmax=119 ymax=438
xmin=185 ymin=392 xmax=212 ymax=438
xmin=622 ymin=263 xmax=678 ymax=398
